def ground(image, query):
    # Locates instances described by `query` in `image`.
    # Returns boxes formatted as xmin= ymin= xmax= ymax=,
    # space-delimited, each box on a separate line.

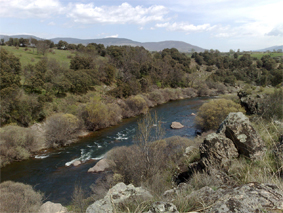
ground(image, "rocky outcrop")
xmin=86 ymin=182 xmax=153 ymax=213
xmin=38 ymin=201 xmax=68 ymax=213
xmin=187 ymin=183 xmax=283 ymax=213
xmin=217 ymin=112 xmax=265 ymax=160
xmin=238 ymin=90 xmax=264 ymax=115
xmin=171 ymin=122 xmax=184 ymax=129
xmin=147 ymin=201 xmax=179 ymax=213
xmin=88 ymin=159 xmax=116 ymax=173
xmin=178 ymin=112 xmax=265 ymax=183
xmin=199 ymin=133 xmax=239 ymax=169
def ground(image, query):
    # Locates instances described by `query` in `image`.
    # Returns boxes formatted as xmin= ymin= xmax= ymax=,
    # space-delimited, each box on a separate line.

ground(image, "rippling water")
xmin=0 ymin=97 xmax=211 ymax=204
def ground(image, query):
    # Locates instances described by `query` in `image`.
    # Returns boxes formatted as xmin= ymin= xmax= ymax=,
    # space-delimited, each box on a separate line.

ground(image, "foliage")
xmin=0 ymin=181 xmax=43 ymax=213
xmin=45 ymin=113 xmax=82 ymax=147
xmin=196 ymin=99 xmax=245 ymax=130
xmin=0 ymin=125 xmax=43 ymax=167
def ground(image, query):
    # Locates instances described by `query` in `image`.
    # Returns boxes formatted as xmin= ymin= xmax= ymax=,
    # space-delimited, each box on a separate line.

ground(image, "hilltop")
xmin=0 ymin=34 xmax=205 ymax=52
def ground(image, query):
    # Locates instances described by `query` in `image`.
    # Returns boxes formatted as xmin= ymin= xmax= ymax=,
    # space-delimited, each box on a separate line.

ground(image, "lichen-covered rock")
xmin=186 ymin=183 xmax=283 ymax=213
xmin=203 ymin=183 xmax=283 ymax=213
xmin=38 ymin=201 xmax=68 ymax=213
xmin=217 ymin=112 xmax=265 ymax=160
xmin=86 ymin=182 xmax=153 ymax=213
xmin=147 ymin=201 xmax=179 ymax=213
xmin=200 ymin=133 xmax=239 ymax=169
xmin=171 ymin=122 xmax=184 ymax=129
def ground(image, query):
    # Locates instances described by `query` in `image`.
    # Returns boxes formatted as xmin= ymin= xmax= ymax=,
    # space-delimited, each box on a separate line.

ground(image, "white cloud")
xmin=0 ymin=0 xmax=63 ymax=18
xmin=67 ymin=2 xmax=168 ymax=25
xmin=156 ymin=22 xmax=216 ymax=33
xmin=266 ymin=24 xmax=283 ymax=37
xmin=105 ymin=34 xmax=119 ymax=38
xmin=48 ymin=22 xmax=56 ymax=26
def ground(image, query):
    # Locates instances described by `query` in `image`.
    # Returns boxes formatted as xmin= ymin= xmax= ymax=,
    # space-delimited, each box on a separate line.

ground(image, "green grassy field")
xmin=249 ymin=52 xmax=283 ymax=59
xmin=0 ymin=46 xmax=73 ymax=67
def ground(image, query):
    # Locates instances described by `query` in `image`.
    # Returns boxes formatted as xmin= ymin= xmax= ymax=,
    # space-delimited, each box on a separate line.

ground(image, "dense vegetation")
xmin=0 ymin=39 xmax=282 ymax=167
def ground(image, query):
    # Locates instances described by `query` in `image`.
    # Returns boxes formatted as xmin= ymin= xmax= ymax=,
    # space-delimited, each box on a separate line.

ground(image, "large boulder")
xmin=199 ymin=133 xmax=239 ymax=169
xmin=188 ymin=183 xmax=283 ymax=212
xmin=88 ymin=159 xmax=116 ymax=173
xmin=217 ymin=112 xmax=265 ymax=159
xmin=171 ymin=122 xmax=184 ymax=129
xmin=86 ymin=182 xmax=153 ymax=213
xmin=38 ymin=201 xmax=68 ymax=213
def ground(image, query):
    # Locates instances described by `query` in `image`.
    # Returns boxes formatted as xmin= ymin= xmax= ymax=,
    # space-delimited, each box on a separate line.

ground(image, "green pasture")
xmin=249 ymin=52 xmax=283 ymax=59
xmin=0 ymin=46 xmax=73 ymax=67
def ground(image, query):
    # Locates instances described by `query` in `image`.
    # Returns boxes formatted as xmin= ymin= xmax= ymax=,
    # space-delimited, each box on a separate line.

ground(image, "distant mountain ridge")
xmin=255 ymin=45 xmax=283 ymax=52
xmin=0 ymin=34 xmax=205 ymax=52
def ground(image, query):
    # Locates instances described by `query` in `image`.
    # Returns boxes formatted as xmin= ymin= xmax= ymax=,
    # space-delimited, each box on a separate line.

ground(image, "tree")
xmin=36 ymin=40 xmax=49 ymax=55
xmin=0 ymin=38 xmax=4 ymax=45
xmin=45 ymin=113 xmax=82 ymax=147
xmin=57 ymin=40 xmax=68 ymax=49
xmin=7 ymin=38 xmax=13 ymax=46
xmin=196 ymin=99 xmax=245 ymax=131
xmin=30 ymin=38 xmax=38 ymax=53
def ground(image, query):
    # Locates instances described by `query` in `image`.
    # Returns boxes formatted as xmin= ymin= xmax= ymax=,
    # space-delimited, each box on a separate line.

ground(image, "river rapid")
xmin=0 ymin=97 xmax=211 ymax=205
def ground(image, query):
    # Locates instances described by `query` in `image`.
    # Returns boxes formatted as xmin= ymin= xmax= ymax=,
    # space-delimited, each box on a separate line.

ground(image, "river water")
xmin=0 ymin=97 xmax=211 ymax=205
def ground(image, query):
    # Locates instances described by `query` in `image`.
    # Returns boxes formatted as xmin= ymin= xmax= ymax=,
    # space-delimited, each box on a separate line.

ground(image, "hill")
xmin=255 ymin=45 xmax=283 ymax=52
xmin=0 ymin=34 xmax=205 ymax=52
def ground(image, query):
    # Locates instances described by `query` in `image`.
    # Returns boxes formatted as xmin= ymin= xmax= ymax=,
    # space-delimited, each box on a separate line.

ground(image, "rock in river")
xmin=171 ymin=122 xmax=184 ymax=129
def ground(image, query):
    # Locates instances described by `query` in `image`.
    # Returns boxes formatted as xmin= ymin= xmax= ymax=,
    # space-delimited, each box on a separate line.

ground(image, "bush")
xmin=45 ymin=113 xmax=82 ymax=147
xmin=0 ymin=125 xmax=43 ymax=167
xmin=262 ymin=88 xmax=283 ymax=120
xmin=125 ymin=95 xmax=148 ymax=116
xmin=147 ymin=90 xmax=165 ymax=105
xmin=196 ymin=99 xmax=245 ymax=131
xmin=84 ymin=96 xmax=122 ymax=130
xmin=0 ymin=181 xmax=43 ymax=213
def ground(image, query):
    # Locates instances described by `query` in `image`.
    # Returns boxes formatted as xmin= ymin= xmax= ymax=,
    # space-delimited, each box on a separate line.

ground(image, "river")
xmin=0 ymin=97 xmax=211 ymax=205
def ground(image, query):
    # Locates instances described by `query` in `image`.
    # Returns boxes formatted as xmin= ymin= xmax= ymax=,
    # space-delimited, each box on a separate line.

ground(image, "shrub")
xmin=147 ymin=90 xmax=165 ymax=105
xmin=125 ymin=95 xmax=148 ymax=116
xmin=0 ymin=181 xmax=43 ymax=213
xmin=262 ymin=88 xmax=283 ymax=120
xmin=45 ymin=113 xmax=82 ymax=147
xmin=196 ymin=99 xmax=245 ymax=130
xmin=84 ymin=96 xmax=122 ymax=130
xmin=0 ymin=125 xmax=43 ymax=167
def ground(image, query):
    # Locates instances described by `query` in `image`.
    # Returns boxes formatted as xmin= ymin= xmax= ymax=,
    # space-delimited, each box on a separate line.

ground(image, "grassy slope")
xmin=249 ymin=52 xmax=283 ymax=59
xmin=0 ymin=46 xmax=72 ymax=67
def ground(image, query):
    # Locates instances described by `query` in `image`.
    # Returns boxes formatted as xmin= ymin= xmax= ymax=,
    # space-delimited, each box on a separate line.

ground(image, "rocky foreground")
xmin=37 ymin=112 xmax=283 ymax=212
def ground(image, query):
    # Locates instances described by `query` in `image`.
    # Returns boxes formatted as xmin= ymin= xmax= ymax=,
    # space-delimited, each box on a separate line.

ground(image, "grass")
xmin=0 ymin=45 xmax=72 ymax=67
xmin=249 ymin=52 xmax=283 ymax=59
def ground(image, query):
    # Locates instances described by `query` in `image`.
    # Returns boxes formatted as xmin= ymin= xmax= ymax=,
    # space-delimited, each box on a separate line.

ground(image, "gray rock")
xmin=205 ymin=183 xmax=283 ymax=213
xmin=200 ymin=133 xmax=239 ymax=169
xmin=88 ymin=159 xmax=116 ymax=173
xmin=217 ymin=112 xmax=265 ymax=160
xmin=86 ymin=182 xmax=153 ymax=213
xmin=184 ymin=146 xmax=198 ymax=158
xmin=147 ymin=201 xmax=179 ymax=213
xmin=38 ymin=201 xmax=68 ymax=213
xmin=171 ymin=122 xmax=184 ymax=129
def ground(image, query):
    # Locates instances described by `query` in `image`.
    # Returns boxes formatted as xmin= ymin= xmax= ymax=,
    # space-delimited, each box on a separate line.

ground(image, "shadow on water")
xmin=0 ymin=97 xmax=212 ymax=205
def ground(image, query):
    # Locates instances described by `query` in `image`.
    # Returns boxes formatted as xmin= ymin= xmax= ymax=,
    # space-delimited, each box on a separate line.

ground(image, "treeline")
xmin=192 ymin=50 xmax=283 ymax=86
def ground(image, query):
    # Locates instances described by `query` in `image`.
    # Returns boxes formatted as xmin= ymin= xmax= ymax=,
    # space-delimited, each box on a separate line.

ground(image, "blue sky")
xmin=0 ymin=0 xmax=282 ymax=51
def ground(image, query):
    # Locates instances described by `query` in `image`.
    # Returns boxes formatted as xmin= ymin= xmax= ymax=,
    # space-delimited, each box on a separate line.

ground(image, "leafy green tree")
xmin=70 ymin=55 xmax=93 ymax=70
xmin=0 ymin=38 xmax=4 ymax=45
xmin=57 ymin=40 xmax=68 ymax=49
xmin=196 ymin=99 xmax=245 ymax=130
xmin=0 ymin=49 xmax=21 ymax=95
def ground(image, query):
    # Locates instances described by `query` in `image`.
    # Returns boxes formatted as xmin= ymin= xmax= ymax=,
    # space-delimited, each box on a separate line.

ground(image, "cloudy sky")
xmin=0 ymin=0 xmax=282 ymax=51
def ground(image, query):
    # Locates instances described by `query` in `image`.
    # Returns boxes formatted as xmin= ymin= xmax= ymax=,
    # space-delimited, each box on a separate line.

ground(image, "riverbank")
xmin=1 ymin=85 xmax=234 ymax=168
